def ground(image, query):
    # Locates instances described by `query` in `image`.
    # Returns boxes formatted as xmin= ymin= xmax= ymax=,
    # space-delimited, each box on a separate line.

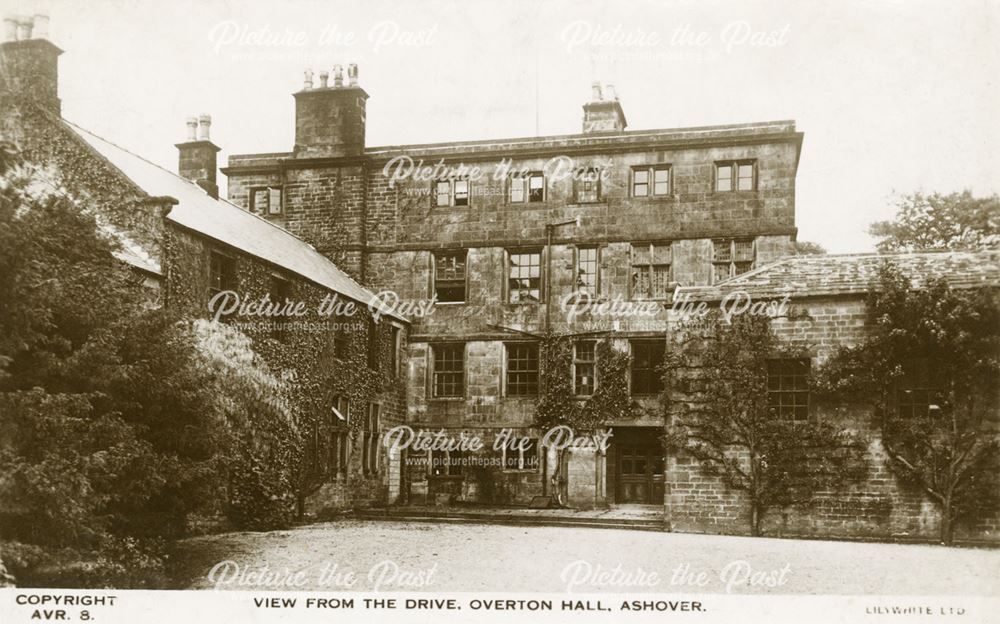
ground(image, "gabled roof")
xmin=63 ymin=120 xmax=406 ymax=323
xmin=679 ymin=250 xmax=1000 ymax=301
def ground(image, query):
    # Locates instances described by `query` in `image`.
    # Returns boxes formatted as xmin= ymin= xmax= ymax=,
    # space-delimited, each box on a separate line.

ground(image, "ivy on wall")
xmin=533 ymin=333 xmax=646 ymax=505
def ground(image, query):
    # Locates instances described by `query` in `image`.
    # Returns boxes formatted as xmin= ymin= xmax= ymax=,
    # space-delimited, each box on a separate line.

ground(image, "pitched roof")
xmin=679 ymin=250 xmax=1000 ymax=301
xmin=63 ymin=120 xmax=406 ymax=323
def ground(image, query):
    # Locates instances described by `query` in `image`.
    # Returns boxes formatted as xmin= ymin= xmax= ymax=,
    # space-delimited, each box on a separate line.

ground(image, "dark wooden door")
xmin=616 ymin=442 xmax=665 ymax=504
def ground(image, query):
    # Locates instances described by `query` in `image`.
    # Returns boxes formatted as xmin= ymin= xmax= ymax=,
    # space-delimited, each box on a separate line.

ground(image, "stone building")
xmin=3 ymin=16 xmax=998 ymax=542
xmin=669 ymin=251 xmax=1000 ymax=541
xmin=223 ymin=65 xmax=803 ymax=509
xmin=0 ymin=17 xmax=409 ymax=517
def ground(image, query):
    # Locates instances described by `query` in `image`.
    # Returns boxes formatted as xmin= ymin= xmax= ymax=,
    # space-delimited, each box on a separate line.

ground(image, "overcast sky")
xmin=12 ymin=0 xmax=1000 ymax=252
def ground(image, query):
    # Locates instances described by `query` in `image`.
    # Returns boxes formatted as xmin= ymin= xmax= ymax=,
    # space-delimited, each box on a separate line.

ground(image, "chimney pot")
xmin=16 ymin=16 xmax=31 ymax=40
xmin=303 ymin=69 xmax=314 ymax=90
xmin=333 ymin=64 xmax=343 ymax=87
xmin=3 ymin=17 xmax=17 ymax=41
xmin=347 ymin=63 xmax=358 ymax=86
xmin=606 ymin=84 xmax=617 ymax=100
xmin=185 ymin=117 xmax=198 ymax=141
xmin=32 ymin=14 xmax=48 ymax=39
xmin=591 ymin=82 xmax=602 ymax=101
xmin=197 ymin=114 xmax=211 ymax=141
xmin=319 ymin=70 xmax=329 ymax=88
xmin=177 ymin=115 xmax=220 ymax=199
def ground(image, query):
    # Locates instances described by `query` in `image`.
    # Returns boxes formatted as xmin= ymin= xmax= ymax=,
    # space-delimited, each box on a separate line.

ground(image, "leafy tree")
xmin=817 ymin=263 xmax=1000 ymax=544
xmin=664 ymin=313 xmax=866 ymax=536
xmin=870 ymin=191 xmax=1000 ymax=252
xmin=793 ymin=240 xmax=826 ymax=255
xmin=0 ymin=143 xmax=297 ymax=585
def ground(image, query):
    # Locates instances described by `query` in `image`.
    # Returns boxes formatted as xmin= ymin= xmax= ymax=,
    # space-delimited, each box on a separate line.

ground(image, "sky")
xmin=8 ymin=0 xmax=999 ymax=252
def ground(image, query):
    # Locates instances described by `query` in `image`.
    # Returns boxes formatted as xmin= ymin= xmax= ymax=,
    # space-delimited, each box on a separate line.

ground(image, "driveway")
xmin=174 ymin=519 xmax=1000 ymax=595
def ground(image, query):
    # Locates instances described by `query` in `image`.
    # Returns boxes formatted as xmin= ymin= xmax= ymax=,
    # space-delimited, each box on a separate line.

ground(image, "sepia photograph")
xmin=0 ymin=1 xmax=998 ymax=622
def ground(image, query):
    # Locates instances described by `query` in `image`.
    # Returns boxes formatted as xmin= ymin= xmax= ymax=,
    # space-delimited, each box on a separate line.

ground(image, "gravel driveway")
xmin=175 ymin=519 xmax=1000 ymax=595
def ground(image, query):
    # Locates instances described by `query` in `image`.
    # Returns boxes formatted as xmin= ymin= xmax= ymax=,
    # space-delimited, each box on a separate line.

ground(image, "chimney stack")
xmin=582 ymin=81 xmax=627 ymax=134
xmin=293 ymin=63 xmax=368 ymax=158
xmin=0 ymin=14 xmax=63 ymax=114
xmin=176 ymin=114 xmax=221 ymax=199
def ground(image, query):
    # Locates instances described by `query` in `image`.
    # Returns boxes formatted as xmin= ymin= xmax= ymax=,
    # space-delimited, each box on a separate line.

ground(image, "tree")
xmin=664 ymin=313 xmax=866 ymax=536
xmin=870 ymin=191 xmax=1000 ymax=252
xmin=0 ymin=143 xmax=298 ymax=586
xmin=793 ymin=240 xmax=826 ymax=255
xmin=817 ymin=263 xmax=1000 ymax=544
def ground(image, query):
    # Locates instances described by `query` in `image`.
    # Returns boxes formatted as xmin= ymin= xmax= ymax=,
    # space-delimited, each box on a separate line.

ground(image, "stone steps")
xmin=355 ymin=507 xmax=666 ymax=532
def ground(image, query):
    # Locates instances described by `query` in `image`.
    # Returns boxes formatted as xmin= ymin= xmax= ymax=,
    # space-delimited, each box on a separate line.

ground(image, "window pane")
xmin=251 ymin=188 xmax=268 ymax=212
xmin=510 ymin=176 xmax=525 ymax=203
xmin=767 ymin=359 xmax=810 ymax=420
xmin=631 ymin=341 xmax=664 ymax=394
xmin=435 ymin=181 xmax=451 ymax=206
xmin=576 ymin=168 xmax=600 ymax=203
xmin=576 ymin=247 xmax=599 ymax=296
xmin=268 ymin=187 xmax=282 ymax=214
xmin=653 ymin=167 xmax=670 ymax=196
xmin=716 ymin=164 xmax=733 ymax=192
xmin=633 ymin=169 xmax=649 ymax=197
xmin=738 ymin=164 xmax=754 ymax=191
xmin=508 ymin=251 xmax=542 ymax=303
xmin=507 ymin=343 xmax=539 ymax=396
xmin=574 ymin=340 xmax=596 ymax=395
xmin=454 ymin=180 xmax=469 ymax=206
xmin=433 ymin=344 xmax=464 ymax=397
xmin=435 ymin=252 xmax=467 ymax=303
xmin=713 ymin=240 xmax=733 ymax=262
xmin=528 ymin=174 xmax=544 ymax=202
xmin=650 ymin=265 xmax=671 ymax=299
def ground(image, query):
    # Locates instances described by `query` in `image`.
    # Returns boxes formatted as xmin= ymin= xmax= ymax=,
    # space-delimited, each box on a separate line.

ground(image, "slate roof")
xmin=680 ymin=250 xmax=1000 ymax=302
xmin=63 ymin=120 xmax=406 ymax=322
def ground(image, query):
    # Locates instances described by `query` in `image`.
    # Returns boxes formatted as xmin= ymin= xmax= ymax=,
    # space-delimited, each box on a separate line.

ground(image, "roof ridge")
xmin=60 ymin=118 xmax=393 ymax=317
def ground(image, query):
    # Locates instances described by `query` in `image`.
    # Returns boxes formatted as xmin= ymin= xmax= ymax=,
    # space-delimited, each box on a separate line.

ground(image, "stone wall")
xmin=664 ymin=295 xmax=1000 ymax=543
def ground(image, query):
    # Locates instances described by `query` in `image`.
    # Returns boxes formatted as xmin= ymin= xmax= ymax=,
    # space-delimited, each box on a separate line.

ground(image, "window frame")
xmin=431 ymin=343 xmax=466 ymax=399
xmin=630 ymin=339 xmax=665 ymax=396
xmin=573 ymin=340 xmax=597 ymax=397
xmin=329 ymin=395 xmax=350 ymax=478
xmin=501 ymin=437 xmax=539 ymax=472
xmin=362 ymin=402 xmax=381 ymax=475
xmin=630 ymin=242 xmax=674 ymax=300
xmin=631 ymin=165 xmax=672 ymax=198
xmin=895 ymin=358 xmax=939 ymax=420
xmin=711 ymin=238 xmax=756 ymax=283
xmin=250 ymin=185 xmax=283 ymax=214
xmin=573 ymin=167 xmax=603 ymax=203
xmin=766 ymin=358 xmax=811 ymax=421
xmin=715 ymin=159 xmax=757 ymax=193
xmin=505 ymin=342 xmax=540 ymax=397
xmin=506 ymin=248 xmax=544 ymax=304
xmin=208 ymin=250 xmax=237 ymax=304
xmin=432 ymin=250 xmax=468 ymax=304
xmin=508 ymin=172 xmax=545 ymax=204
xmin=433 ymin=178 xmax=472 ymax=207
xmin=429 ymin=448 xmax=465 ymax=477
xmin=574 ymin=246 xmax=600 ymax=298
